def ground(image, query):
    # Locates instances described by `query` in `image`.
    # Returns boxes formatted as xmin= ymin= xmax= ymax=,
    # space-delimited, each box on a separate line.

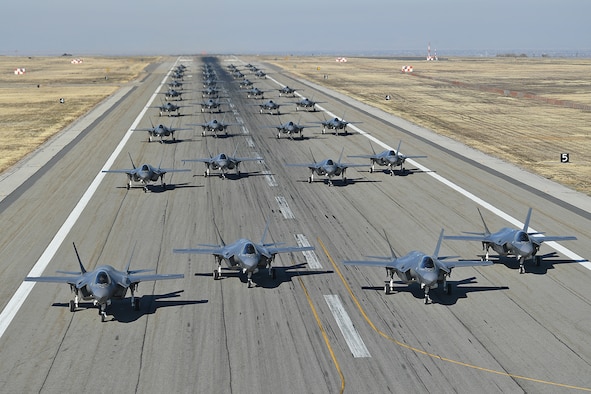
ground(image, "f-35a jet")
xmin=343 ymin=230 xmax=492 ymax=304
xmin=198 ymin=98 xmax=224 ymax=113
xmin=189 ymin=118 xmax=240 ymax=137
xmin=102 ymin=153 xmax=190 ymax=192
xmin=25 ymin=243 xmax=184 ymax=321
xmin=256 ymin=100 xmax=282 ymax=115
xmin=183 ymin=148 xmax=262 ymax=179
xmin=318 ymin=116 xmax=360 ymax=135
xmin=294 ymin=97 xmax=324 ymax=112
xmin=278 ymin=85 xmax=301 ymax=97
xmin=286 ymin=148 xmax=365 ymax=186
xmin=349 ymin=140 xmax=427 ymax=175
xmin=444 ymin=208 xmax=577 ymax=274
xmin=267 ymin=119 xmax=310 ymax=139
xmin=154 ymin=102 xmax=186 ymax=117
xmin=162 ymin=89 xmax=185 ymax=101
xmin=173 ymin=222 xmax=314 ymax=288
xmin=133 ymin=120 xmax=191 ymax=143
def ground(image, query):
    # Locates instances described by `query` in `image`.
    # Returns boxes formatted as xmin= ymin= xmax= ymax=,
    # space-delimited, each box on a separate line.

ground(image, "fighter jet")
xmin=189 ymin=118 xmax=240 ymax=137
xmin=278 ymin=85 xmax=301 ymax=97
xmin=183 ymin=148 xmax=262 ymax=179
xmin=285 ymin=148 xmax=365 ymax=186
xmin=254 ymin=69 xmax=267 ymax=78
xmin=24 ymin=243 xmax=184 ymax=321
xmin=246 ymin=87 xmax=272 ymax=99
xmin=154 ymin=102 xmax=185 ymax=117
xmin=349 ymin=140 xmax=428 ymax=175
xmin=294 ymin=97 xmax=324 ymax=112
xmin=173 ymin=222 xmax=314 ymax=288
xmin=198 ymin=98 xmax=224 ymax=113
xmin=266 ymin=119 xmax=311 ymax=140
xmin=102 ymin=153 xmax=190 ymax=192
xmin=256 ymin=100 xmax=282 ymax=115
xmin=318 ymin=116 xmax=360 ymax=135
xmin=168 ymin=80 xmax=184 ymax=90
xmin=133 ymin=120 xmax=191 ymax=143
xmin=201 ymin=86 xmax=223 ymax=98
xmin=232 ymin=70 xmax=245 ymax=79
xmin=162 ymin=89 xmax=185 ymax=101
xmin=444 ymin=208 xmax=578 ymax=274
xmin=203 ymin=78 xmax=220 ymax=88
xmin=343 ymin=230 xmax=492 ymax=304
xmin=238 ymin=78 xmax=254 ymax=88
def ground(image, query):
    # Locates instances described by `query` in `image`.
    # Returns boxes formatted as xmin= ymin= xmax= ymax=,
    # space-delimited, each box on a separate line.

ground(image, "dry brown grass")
xmin=260 ymin=56 xmax=591 ymax=195
xmin=0 ymin=56 xmax=158 ymax=172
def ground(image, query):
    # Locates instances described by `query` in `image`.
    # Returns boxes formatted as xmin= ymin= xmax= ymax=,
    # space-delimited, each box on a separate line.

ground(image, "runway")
xmin=0 ymin=55 xmax=590 ymax=393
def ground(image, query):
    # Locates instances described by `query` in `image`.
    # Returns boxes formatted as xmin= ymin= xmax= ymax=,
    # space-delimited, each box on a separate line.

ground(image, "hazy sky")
xmin=2 ymin=0 xmax=589 ymax=56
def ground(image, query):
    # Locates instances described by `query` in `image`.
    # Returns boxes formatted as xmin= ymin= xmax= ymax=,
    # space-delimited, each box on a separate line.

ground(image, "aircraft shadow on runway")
xmin=52 ymin=290 xmax=208 ymax=323
xmin=115 ymin=183 xmax=202 ymax=193
xmin=362 ymin=276 xmax=509 ymax=305
xmin=486 ymin=252 xmax=586 ymax=275
xmin=192 ymin=171 xmax=268 ymax=180
xmin=294 ymin=178 xmax=381 ymax=187
xmin=194 ymin=263 xmax=333 ymax=289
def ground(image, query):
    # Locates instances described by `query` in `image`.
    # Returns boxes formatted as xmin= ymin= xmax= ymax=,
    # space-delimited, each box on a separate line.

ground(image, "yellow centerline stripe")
xmin=318 ymin=237 xmax=591 ymax=392
xmin=298 ymin=277 xmax=345 ymax=394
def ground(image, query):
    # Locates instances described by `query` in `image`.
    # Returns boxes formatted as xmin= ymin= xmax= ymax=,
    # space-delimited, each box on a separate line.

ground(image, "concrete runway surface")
xmin=0 ymin=56 xmax=590 ymax=393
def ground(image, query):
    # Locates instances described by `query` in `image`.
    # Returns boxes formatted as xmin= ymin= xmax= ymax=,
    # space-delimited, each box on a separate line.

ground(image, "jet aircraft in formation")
xmin=25 ymin=243 xmax=184 ymax=321
xmin=267 ymin=119 xmax=310 ymax=140
xmin=349 ymin=140 xmax=427 ymax=175
xmin=343 ymin=230 xmax=492 ymax=304
xmin=189 ymin=118 xmax=240 ymax=138
xmin=318 ymin=117 xmax=360 ymax=135
xmin=294 ymin=97 xmax=323 ymax=112
xmin=278 ymin=85 xmax=301 ymax=97
xmin=173 ymin=222 xmax=314 ymax=288
xmin=256 ymin=100 xmax=282 ymax=115
xmin=102 ymin=153 xmax=190 ymax=192
xmin=133 ymin=120 xmax=191 ymax=143
xmin=183 ymin=149 xmax=262 ymax=179
xmin=444 ymin=208 xmax=577 ymax=273
xmin=286 ymin=148 xmax=365 ymax=186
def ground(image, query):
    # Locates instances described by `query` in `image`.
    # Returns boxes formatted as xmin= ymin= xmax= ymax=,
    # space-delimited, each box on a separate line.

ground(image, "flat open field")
xmin=0 ymin=56 xmax=158 ymax=172
xmin=261 ymin=56 xmax=591 ymax=195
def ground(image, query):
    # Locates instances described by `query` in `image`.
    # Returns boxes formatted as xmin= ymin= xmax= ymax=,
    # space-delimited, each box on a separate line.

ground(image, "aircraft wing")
xmin=348 ymin=154 xmax=378 ymax=159
xmin=530 ymin=235 xmax=577 ymax=245
xmin=182 ymin=158 xmax=214 ymax=164
xmin=343 ymin=258 xmax=408 ymax=272
xmin=443 ymin=234 xmax=489 ymax=242
xmin=267 ymin=245 xmax=315 ymax=255
xmin=233 ymin=157 xmax=263 ymax=162
xmin=128 ymin=273 xmax=184 ymax=284
xmin=173 ymin=246 xmax=225 ymax=256
xmin=155 ymin=168 xmax=191 ymax=174
xmin=102 ymin=169 xmax=135 ymax=174
xmin=24 ymin=275 xmax=79 ymax=285
xmin=285 ymin=163 xmax=321 ymax=170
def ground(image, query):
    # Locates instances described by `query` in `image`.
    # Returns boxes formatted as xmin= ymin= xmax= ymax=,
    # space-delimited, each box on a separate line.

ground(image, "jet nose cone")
xmin=93 ymin=287 xmax=111 ymax=304
xmin=422 ymin=271 xmax=439 ymax=287
xmin=242 ymin=256 xmax=259 ymax=270
xmin=518 ymin=242 xmax=534 ymax=259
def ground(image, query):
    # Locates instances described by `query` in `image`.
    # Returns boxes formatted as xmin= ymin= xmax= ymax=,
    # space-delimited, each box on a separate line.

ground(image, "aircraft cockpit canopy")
xmin=326 ymin=159 xmax=334 ymax=166
xmin=388 ymin=150 xmax=396 ymax=156
xmin=141 ymin=164 xmax=150 ymax=171
xmin=420 ymin=256 xmax=435 ymax=270
xmin=243 ymin=243 xmax=256 ymax=254
xmin=220 ymin=154 xmax=227 ymax=160
xmin=95 ymin=271 xmax=110 ymax=286
xmin=516 ymin=231 xmax=530 ymax=242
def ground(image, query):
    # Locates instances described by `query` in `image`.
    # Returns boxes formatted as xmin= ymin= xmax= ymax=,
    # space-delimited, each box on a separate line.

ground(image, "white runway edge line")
xmin=0 ymin=59 xmax=184 ymax=340
xmin=324 ymin=295 xmax=371 ymax=358
xmin=265 ymin=74 xmax=590 ymax=272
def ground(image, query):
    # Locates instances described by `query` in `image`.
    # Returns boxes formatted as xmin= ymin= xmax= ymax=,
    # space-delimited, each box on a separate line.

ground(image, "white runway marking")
xmin=276 ymin=196 xmax=295 ymax=219
xmin=263 ymin=170 xmax=278 ymax=187
xmin=295 ymin=234 xmax=322 ymax=269
xmin=324 ymin=295 xmax=371 ymax=358
xmin=0 ymin=59 xmax=185 ymax=340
